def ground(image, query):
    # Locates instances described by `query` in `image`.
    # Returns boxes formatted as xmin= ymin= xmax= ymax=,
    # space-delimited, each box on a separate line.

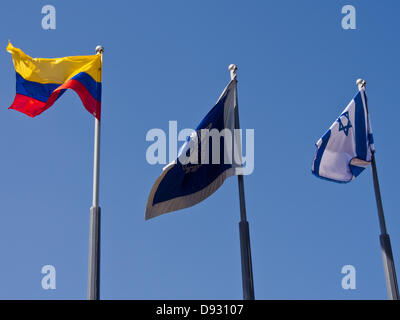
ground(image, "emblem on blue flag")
xmin=145 ymin=80 xmax=242 ymax=219
xmin=312 ymin=87 xmax=374 ymax=182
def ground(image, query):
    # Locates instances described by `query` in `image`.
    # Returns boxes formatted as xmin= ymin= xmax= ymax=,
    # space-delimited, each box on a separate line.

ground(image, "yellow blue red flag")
xmin=6 ymin=42 xmax=102 ymax=119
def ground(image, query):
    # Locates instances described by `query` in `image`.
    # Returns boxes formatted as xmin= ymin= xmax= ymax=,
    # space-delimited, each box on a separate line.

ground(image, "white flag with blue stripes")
xmin=312 ymin=87 xmax=374 ymax=182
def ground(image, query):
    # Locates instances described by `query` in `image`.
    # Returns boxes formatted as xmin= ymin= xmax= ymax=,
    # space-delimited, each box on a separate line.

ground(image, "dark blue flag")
xmin=145 ymin=80 xmax=241 ymax=219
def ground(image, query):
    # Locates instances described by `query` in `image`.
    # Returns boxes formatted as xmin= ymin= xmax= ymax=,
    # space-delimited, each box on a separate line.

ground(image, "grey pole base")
xmin=239 ymin=221 xmax=255 ymax=300
xmin=371 ymin=155 xmax=399 ymax=300
xmin=88 ymin=206 xmax=101 ymax=300
xmin=380 ymin=234 xmax=400 ymax=300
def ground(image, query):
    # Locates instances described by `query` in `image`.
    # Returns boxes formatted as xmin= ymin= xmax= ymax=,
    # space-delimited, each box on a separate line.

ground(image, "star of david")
xmin=337 ymin=111 xmax=352 ymax=136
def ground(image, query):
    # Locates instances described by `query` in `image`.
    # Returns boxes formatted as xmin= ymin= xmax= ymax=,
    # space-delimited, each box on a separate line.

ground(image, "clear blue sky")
xmin=0 ymin=0 xmax=399 ymax=299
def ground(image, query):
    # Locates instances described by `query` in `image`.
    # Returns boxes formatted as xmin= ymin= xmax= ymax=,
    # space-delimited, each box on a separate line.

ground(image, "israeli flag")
xmin=312 ymin=87 xmax=374 ymax=182
xmin=145 ymin=80 xmax=242 ymax=220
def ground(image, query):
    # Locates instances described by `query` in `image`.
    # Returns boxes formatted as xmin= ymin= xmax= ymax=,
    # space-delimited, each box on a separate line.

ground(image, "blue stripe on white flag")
xmin=312 ymin=130 xmax=331 ymax=178
xmin=354 ymin=92 xmax=367 ymax=160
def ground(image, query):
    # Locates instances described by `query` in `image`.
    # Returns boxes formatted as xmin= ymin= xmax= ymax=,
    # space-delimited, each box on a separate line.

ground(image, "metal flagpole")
xmin=229 ymin=64 xmax=255 ymax=300
xmin=87 ymin=45 xmax=103 ymax=300
xmin=356 ymin=79 xmax=399 ymax=300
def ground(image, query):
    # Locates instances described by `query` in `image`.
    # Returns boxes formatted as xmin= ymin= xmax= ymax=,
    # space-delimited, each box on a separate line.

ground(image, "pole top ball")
xmin=229 ymin=64 xmax=238 ymax=80
xmin=229 ymin=64 xmax=238 ymax=71
xmin=356 ymin=78 xmax=366 ymax=88
xmin=95 ymin=46 xmax=104 ymax=54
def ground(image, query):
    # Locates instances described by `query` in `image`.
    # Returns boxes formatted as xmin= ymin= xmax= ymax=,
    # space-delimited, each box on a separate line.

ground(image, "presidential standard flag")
xmin=312 ymin=87 xmax=374 ymax=182
xmin=145 ymin=80 xmax=241 ymax=220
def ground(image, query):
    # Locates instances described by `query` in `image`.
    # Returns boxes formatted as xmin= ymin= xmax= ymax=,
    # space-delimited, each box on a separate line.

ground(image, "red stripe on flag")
xmin=9 ymin=80 xmax=101 ymax=120
xmin=9 ymin=93 xmax=57 ymax=117
xmin=54 ymin=79 xmax=101 ymax=120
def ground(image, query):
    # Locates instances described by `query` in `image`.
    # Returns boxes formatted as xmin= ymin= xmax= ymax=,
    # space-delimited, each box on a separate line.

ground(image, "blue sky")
xmin=0 ymin=0 xmax=399 ymax=299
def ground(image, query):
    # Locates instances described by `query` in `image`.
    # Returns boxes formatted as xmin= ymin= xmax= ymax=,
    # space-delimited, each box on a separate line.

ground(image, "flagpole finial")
xmin=95 ymin=45 xmax=104 ymax=54
xmin=356 ymin=78 xmax=366 ymax=90
xmin=229 ymin=64 xmax=238 ymax=80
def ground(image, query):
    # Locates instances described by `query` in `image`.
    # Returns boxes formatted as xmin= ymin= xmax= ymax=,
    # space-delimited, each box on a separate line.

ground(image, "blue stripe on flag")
xmin=354 ymin=92 xmax=367 ymax=160
xmin=350 ymin=163 xmax=366 ymax=178
xmin=368 ymin=133 xmax=374 ymax=145
xmin=15 ymin=72 xmax=59 ymax=103
xmin=313 ymin=129 xmax=331 ymax=177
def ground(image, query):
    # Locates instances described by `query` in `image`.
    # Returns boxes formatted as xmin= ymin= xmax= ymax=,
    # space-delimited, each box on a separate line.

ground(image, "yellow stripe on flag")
xmin=6 ymin=42 xmax=102 ymax=84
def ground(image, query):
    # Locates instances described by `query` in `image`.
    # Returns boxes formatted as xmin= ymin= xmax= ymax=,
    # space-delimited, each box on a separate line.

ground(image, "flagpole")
xmin=87 ymin=45 xmax=103 ymax=300
xmin=356 ymin=79 xmax=399 ymax=300
xmin=229 ymin=64 xmax=255 ymax=300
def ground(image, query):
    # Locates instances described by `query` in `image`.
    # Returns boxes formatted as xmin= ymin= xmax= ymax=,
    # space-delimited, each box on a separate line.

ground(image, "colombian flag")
xmin=7 ymin=42 xmax=102 ymax=120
